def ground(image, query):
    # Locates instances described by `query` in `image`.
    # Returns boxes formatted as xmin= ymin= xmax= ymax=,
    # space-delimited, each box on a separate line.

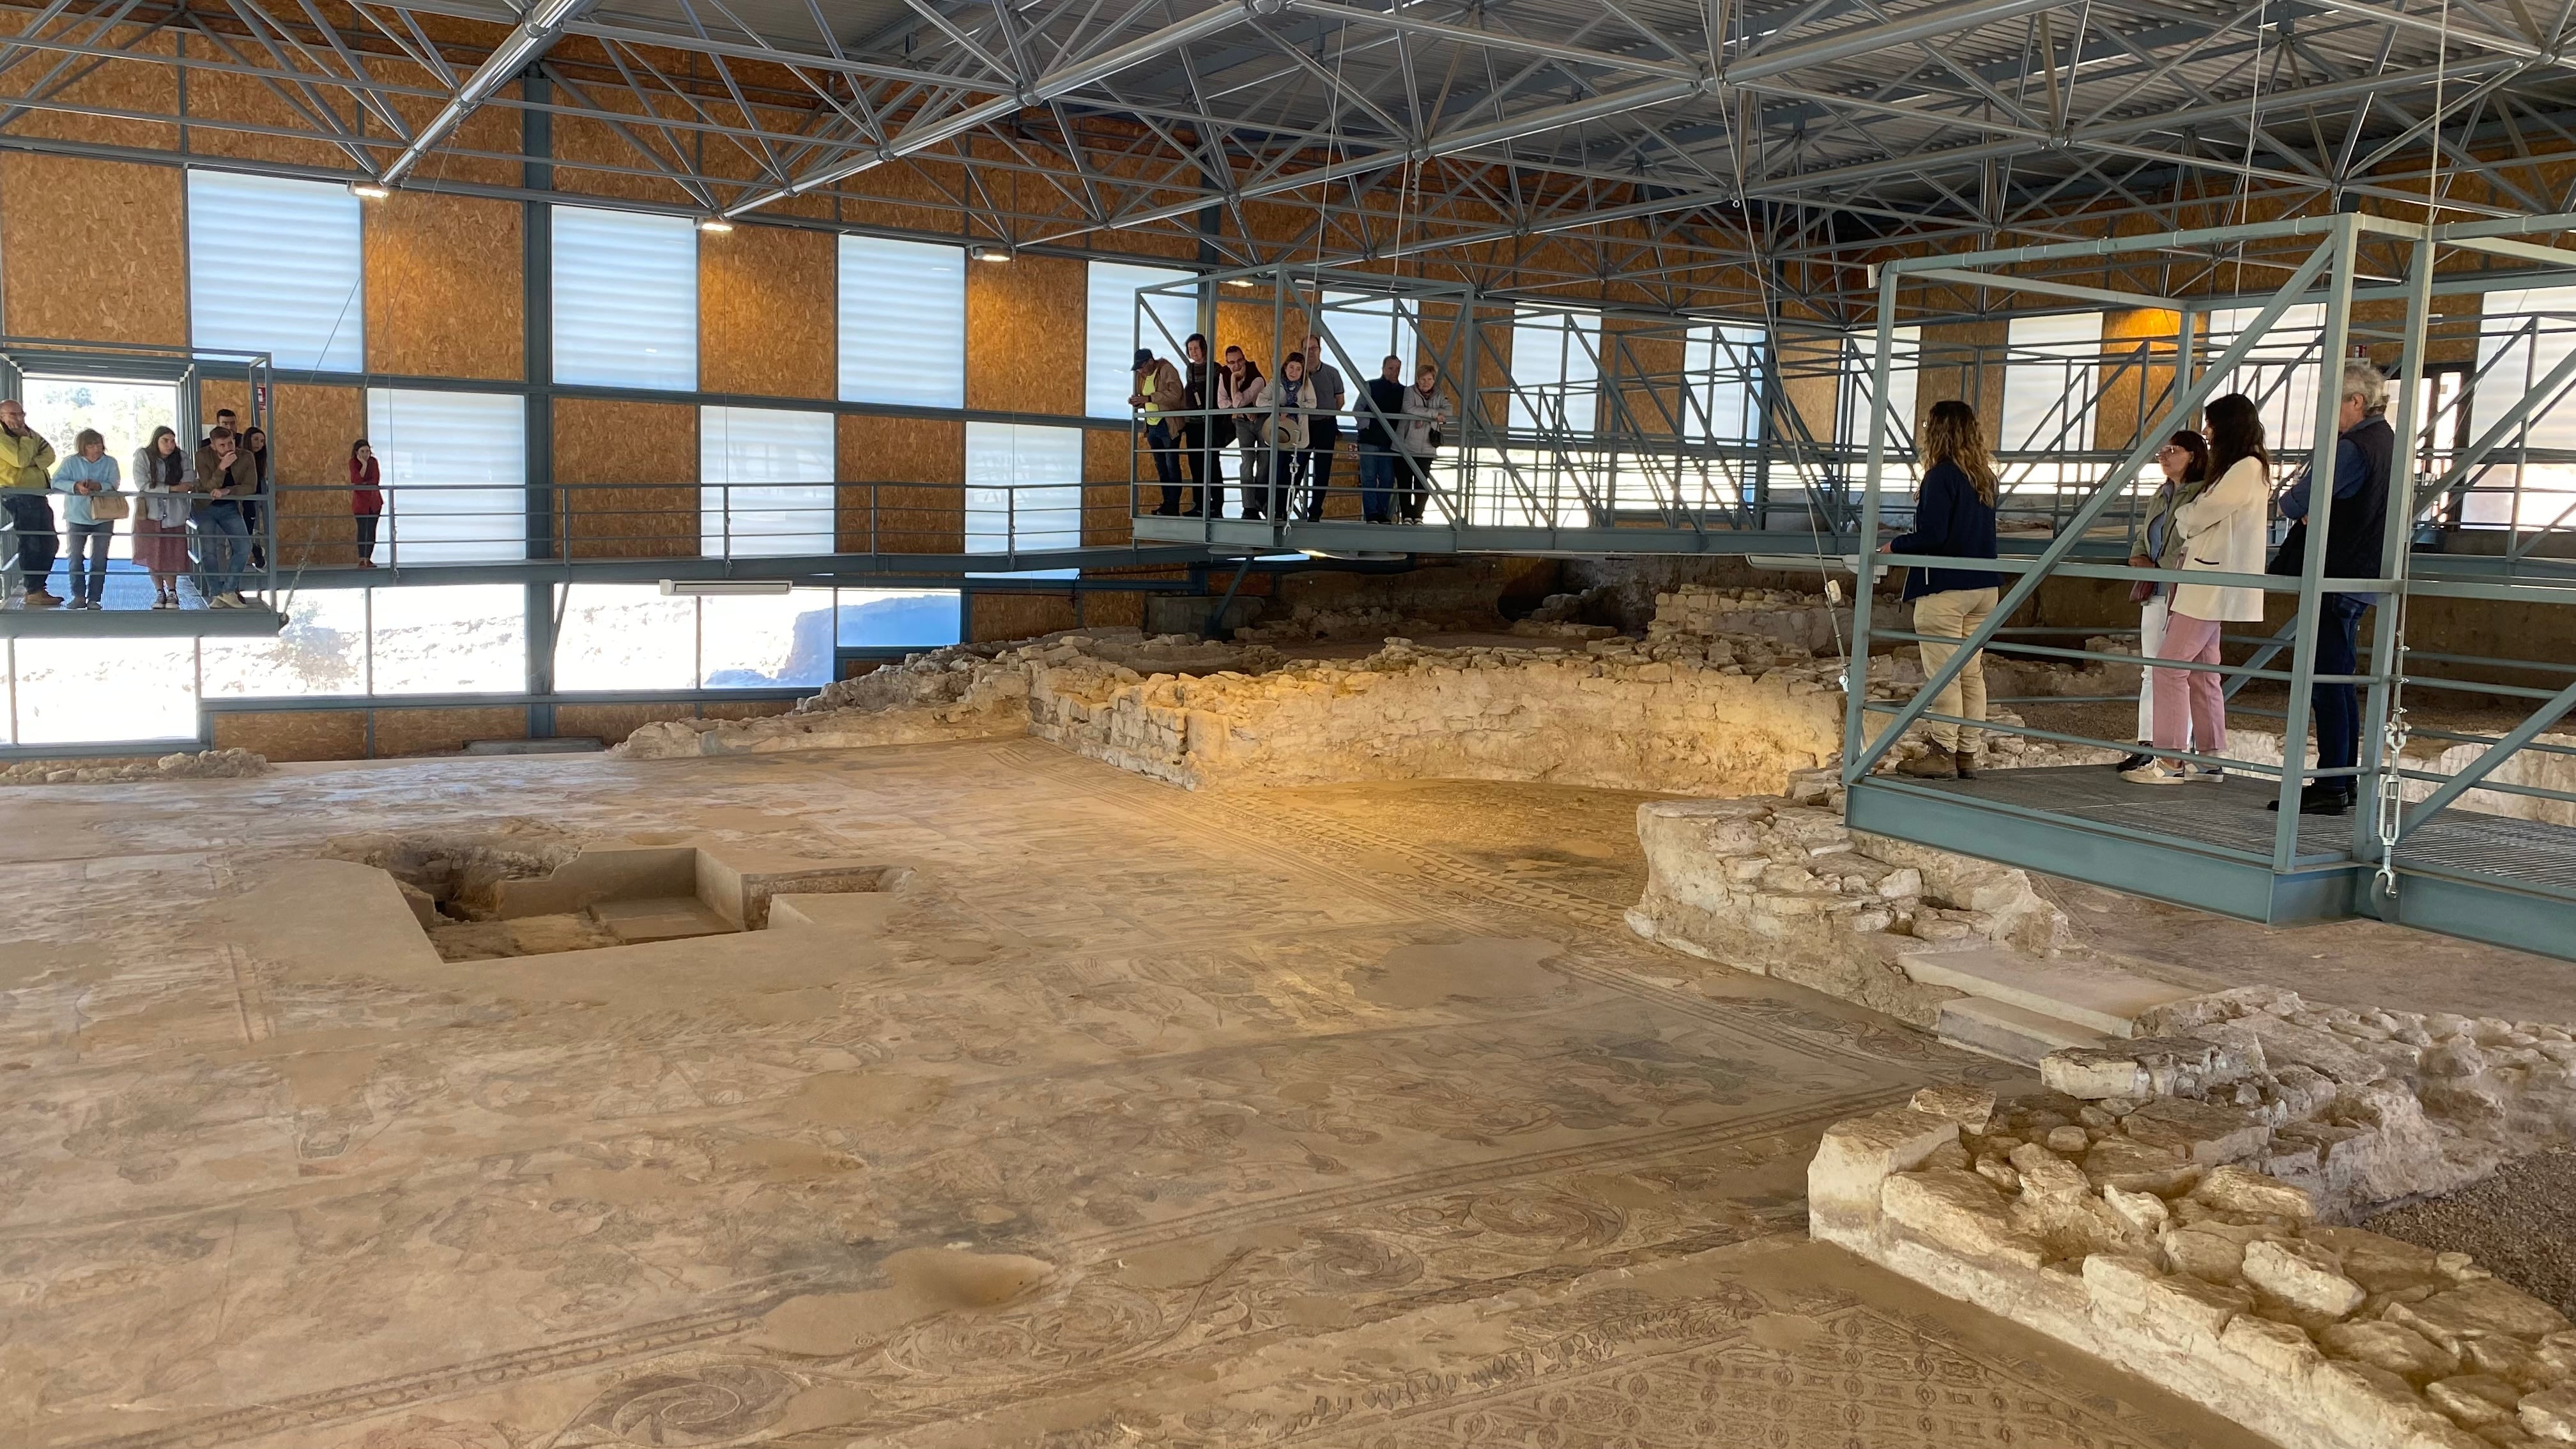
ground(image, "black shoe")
xmin=1953 ymin=749 xmax=1979 ymax=781
xmin=2266 ymin=785 xmax=2354 ymax=815
xmin=2115 ymin=750 xmax=2154 ymax=773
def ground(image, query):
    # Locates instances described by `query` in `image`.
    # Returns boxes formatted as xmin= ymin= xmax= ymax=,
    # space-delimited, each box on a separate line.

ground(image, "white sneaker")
xmin=2121 ymin=760 xmax=2190 ymax=785
xmin=2182 ymin=763 xmax=2226 ymax=783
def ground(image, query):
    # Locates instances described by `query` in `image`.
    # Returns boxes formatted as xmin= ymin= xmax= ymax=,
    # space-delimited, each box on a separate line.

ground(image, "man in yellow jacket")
xmin=0 ymin=399 xmax=61 ymax=606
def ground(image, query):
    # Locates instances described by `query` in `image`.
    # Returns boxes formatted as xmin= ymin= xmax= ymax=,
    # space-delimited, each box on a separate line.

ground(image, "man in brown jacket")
xmin=1128 ymin=348 xmax=1188 ymax=516
xmin=1 ymin=399 xmax=61 ymax=605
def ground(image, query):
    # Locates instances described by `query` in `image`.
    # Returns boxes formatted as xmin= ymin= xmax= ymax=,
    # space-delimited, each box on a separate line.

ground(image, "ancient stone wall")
xmin=0 ymin=747 xmax=267 ymax=785
xmin=1813 ymin=988 xmax=2576 ymax=1449
xmin=1626 ymin=790 xmax=2069 ymax=1027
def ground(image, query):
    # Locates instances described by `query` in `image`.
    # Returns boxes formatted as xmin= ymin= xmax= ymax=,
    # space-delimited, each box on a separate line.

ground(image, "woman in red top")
xmin=350 ymin=438 xmax=383 ymax=567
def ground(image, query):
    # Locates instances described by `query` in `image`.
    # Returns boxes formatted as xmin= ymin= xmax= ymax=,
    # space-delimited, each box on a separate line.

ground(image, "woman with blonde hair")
xmin=1882 ymin=399 xmax=2004 ymax=779
xmin=2126 ymin=394 xmax=2269 ymax=786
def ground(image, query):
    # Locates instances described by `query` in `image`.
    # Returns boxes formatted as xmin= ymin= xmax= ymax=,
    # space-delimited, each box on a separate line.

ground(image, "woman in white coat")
xmin=2126 ymin=393 xmax=2270 ymax=785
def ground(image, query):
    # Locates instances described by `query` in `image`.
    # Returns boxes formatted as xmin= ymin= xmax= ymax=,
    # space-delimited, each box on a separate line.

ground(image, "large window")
xmin=551 ymin=584 xmax=836 ymax=690
xmin=2000 ymin=312 xmax=2104 ymax=454
xmin=368 ymin=585 xmax=525 ymax=695
xmin=1085 ymin=263 xmax=1199 ymax=418
xmin=1322 ymin=291 xmax=1420 ymax=379
xmin=2202 ymin=303 xmax=2326 ymax=462
xmin=201 ymin=588 xmax=369 ymax=697
xmin=700 ymin=406 xmax=834 ymax=557
xmin=2468 ymin=288 xmax=2576 ymax=528
xmin=838 ymin=588 xmax=962 ymax=648
xmin=1509 ymin=308 xmax=1602 ymax=433
xmin=367 ymin=390 xmax=528 ymax=564
xmin=553 ymin=206 xmax=696 ymax=390
xmin=965 ymin=422 xmax=1082 ymax=553
xmin=839 ymin=236 xmax=965 ymax=408
xmin=8 ymin=639 xmax=198 ymax=745
xmin=187 ymin=171 xmax=364 ymax=372
xmin=1685 ymin=323 xmax=1765 ymax=443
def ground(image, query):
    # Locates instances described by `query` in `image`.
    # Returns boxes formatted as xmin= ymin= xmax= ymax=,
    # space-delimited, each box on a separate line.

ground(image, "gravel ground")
xmin=2365 ymin=1150 xmax=2576 ymax=1319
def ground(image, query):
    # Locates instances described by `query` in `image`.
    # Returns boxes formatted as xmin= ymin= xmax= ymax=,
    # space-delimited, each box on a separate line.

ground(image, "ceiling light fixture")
xmin=970 ymin=244 xmax=1012 ymax=262
xmin=350 ymin=182 xmax=391 ymax=199
xmin=698 ymin=217 xmax=734 ymax=233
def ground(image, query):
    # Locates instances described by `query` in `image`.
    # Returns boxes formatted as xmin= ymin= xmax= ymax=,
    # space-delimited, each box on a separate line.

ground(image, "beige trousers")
xmin=1913 ymin=587 xmax=1998 ymax=751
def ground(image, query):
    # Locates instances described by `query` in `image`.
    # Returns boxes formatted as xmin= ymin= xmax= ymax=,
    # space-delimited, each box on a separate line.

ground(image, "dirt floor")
xmin=2368 ymin=1149 xmax=2576 ymax=1319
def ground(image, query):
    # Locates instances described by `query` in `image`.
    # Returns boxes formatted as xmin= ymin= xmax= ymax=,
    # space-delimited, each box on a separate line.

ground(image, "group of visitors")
xmin=1130 ymin=337 xmax=1453 ymax=525
xmin=1882 ymin=360 xmax=2394 ymax=818
xmin=0 ymin=401 xmax=388 ymax=610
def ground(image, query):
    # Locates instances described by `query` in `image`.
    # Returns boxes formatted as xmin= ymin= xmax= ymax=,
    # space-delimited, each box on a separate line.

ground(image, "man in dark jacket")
xmin=1297 ymin=335 xmax=1346 ymax=522
xmin=1355 ymin=355 xmax=1406 ymax=523
xmin=2276 ymin=358 xmax=2394 ymax=816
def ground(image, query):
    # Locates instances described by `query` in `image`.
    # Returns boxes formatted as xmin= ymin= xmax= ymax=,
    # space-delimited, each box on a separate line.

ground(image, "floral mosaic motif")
xmin=557 ymin=1363 xmax=803 ymax=1448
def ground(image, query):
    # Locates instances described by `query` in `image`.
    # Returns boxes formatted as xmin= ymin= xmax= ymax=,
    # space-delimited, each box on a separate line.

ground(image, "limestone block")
xmin=2243 ymin=1238 xmax=2367 ymax=1319
xmin=2007 ymin=1142 xmax=2092 ymax=1202
xmin=2165 ymin=1222 xmax=2280 ymax=1284
xmin=2044 ymin=1035 xmax=2260 ymax=1101
xmin=2469 ymin=1338 xmax=2555 ymax=1392
xmin=2127 ymin=1100 xmax=2276 ymax=1167
xmin=2520 ymin=1386 xmax=2576 ymax=1442
xmin=2430 ymin=1376 xmax=2524 ymax=1429
xmin=2082 ymin=1136 xmax=2202 ymax=1195
xmin=2314 ymin=1361 xmax=2458 ymax=1444
xmin=2222 ymin=1311 xmax=2327 ymax=1382
xmin=2133 ymin=985 xmax=2310 ymax=1037
xmin=2190 ymin=1163 xmax=2318 ymax=1219
xmin=2393 ymin=1282 xmax=2576 ymax=1355
xmin=1907 ymin=1083 xmax=1996 ymax=1128
xmin=2328 ymin=1321 xmax=2465 ymax=1383
xmin=1882 ymin=1169 xmax=2045 ymax=1269
xmin=1807 ymin=1108 xmax=1959 ymax=1234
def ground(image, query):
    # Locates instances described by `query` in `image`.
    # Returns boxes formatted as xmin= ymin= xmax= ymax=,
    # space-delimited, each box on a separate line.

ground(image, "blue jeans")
xmin=1144 ymin=421 xmax=1183 ymax=513
xmin=66 ymin=520 xmax=112 ymax=604
xmin=197 ymin=508 xmax=251 ymax=597
xmin=2313 ymin=592 xmax=2372 ymax=795
xmin=1357 ymin=445 xmax=1396 ymax=521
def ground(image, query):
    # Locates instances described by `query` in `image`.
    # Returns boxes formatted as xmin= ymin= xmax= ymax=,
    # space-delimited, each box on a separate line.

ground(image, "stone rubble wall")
xmin=1626 ymin=786 xmax=2069 ymax=1027
xmin=1814 ymin=988 xmax=2576 ymax=1449
xmin=622 ymin=627 xmax=1853 ymax=795
xmin=1646 ymin=585 xmax=1852 ymax=657
xmin=0 ymin=747 xmax=268 ymax=785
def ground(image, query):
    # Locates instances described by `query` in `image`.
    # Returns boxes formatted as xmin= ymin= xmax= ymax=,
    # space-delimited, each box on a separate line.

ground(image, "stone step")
xmin=1936 ymin=997 xmax=2111 ymax=1066
xmin=1899 ymin=945 xmax=2196 ymax=1038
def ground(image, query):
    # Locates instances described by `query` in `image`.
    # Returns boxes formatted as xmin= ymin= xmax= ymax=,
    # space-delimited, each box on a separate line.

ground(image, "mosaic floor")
xmin=0 ymin=740 xmax=2271 ymax=1449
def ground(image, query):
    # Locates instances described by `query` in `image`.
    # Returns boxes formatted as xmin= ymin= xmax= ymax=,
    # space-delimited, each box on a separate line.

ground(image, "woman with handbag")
xmin=50 ymin=429 xmax=123 ymax=610
xmin=1252 ymin=353 xmax=1314 ymax=523
xmin=2126 ymin=395 xmax=2269 ymax=786
xmin=2117 ymin=431 xmax=2214 ymax=772
xmin=132 ymin=426 xmax=195 ymax=609
xmin=1397 ymin=362 xmax=1453 ymax=523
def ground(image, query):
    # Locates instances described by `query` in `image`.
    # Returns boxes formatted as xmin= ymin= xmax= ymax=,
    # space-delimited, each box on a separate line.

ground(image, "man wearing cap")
xmin=1128 ymin=348 xmax=1189 ymax=516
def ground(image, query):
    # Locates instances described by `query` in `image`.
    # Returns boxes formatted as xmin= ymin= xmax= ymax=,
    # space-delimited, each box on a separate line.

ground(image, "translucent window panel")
xmin=700 ymin=406 xmax=835 ymax=557
xmin=1086 ymin=262 xmax=1199 ymax=417
xmin=2474 ymin=288 xmax=2576 ymax=450
xmin=1683 ymin=324 xmax=1765 ymax=443
xmin=201 ymin=588 xmax=369 ymax=697
xmin=964 ymin=422 xmax=1083 ymax=553
xmin=1321 ymin=291 xmax=1420 ymax=378
xmin=1508 ymin=309 xmax=1602 ymax=433
xmin=2204 ymin=303 xmax=2326 ymax=457
xmin=188 ymin=171 xmax=364 ymax=372
xmin=839 ymin=236 xmax=965 ymax=408
xmin=1999 ymin=312 xmax=2104 ymax=452
xmin=367 ymin=390 xmax=528 ymax=564
xmin=553 ymin=206 xmax=696 ymax=390
xmin=368 ymin=585 xmax=524 ymax=695
xmin=700 ymin=590 xmax=836 ymax=687
xmin=11 ymin=638 xmax=199 ymax=745
xmin=837 ymin=588 xmax=962 ymax=648
xmin=553 ymin=584 xmax=694 ymax=691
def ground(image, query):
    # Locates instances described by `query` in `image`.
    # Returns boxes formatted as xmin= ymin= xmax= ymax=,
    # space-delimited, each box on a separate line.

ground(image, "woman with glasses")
xmin=2118 ymin=431 xmax=2214 ymax=772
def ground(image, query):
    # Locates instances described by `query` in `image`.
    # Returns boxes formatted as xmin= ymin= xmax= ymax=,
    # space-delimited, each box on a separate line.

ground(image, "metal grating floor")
xmin=2397 ymin=811 xmax=2576 ymax=899
xmin=1896 ymin=765 xmax=2358 ymax=866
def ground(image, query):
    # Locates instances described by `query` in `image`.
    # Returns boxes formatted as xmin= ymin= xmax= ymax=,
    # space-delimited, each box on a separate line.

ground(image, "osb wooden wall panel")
xmin=553 ymin=703 xmax=692 ymax=745
xmin=967 ymin=253 xmax=1085 ymax=415
xmin=702 ymin=698 xmax=799 ymax=721
xmin=196 ymin=379 xmax=366 ymax=569
xmin=177 ymin=33 xmax=351 ymax=169
xmin=211 ymin=710 xmax=367 ymax=762
xmin=0 ymin=20 xmax=174 ymax=150
xmin=2096 ymin=309 xmax=2178 ymax=451
xmin=970 ymin=590 xmax=1078 ymax=642
xmin=556 ymin=398 xmax=698 ymax=559
xmin=841 ymin=159 xmax=972 ymax=236
xmin=1 ymin=155 xmax=187 ymax=344
xmin=1775 ymin=335 xmax=1842 ymax=445
xmin=701 ymin=222 xmax=834 ymax=399
xmin=1917 ymin=320 xmax=2009 ymax=445
xmin=1083 ymin=427 xmax=1137 ymax=546
xmin=366 ymin=192 xmax=524 ymax=380
xmin=1080 ymin=590 xmax=1147 ymax=629
xmin=374 ymin=707 xmax=527 ymax=757
xmin=837 ymin=413 xmax=962 ymax=553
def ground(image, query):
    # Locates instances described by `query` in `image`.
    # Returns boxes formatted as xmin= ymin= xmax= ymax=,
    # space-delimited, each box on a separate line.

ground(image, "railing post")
xmin=2269 ymin=213 xmax=2360 ymax=868
xmin=2357 ymin=233 xmax=2435 ymax=871
xmin=1843 ymin=264 xmax=1901 ymax=787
